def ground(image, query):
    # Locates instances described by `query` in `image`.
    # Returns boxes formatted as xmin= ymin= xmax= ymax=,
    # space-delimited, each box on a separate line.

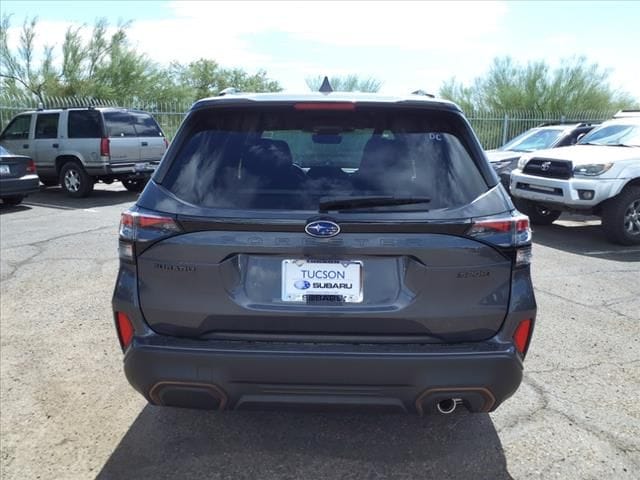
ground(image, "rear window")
xmin=104 ymin=111 xmax=137 ymax=137
xmin=131 ymin=112 xmax=164 ymax=137
xmin=162 ymin=107 xmax=488 ymax=211
xmin=68 ymin=110 xmax=103 ymax=138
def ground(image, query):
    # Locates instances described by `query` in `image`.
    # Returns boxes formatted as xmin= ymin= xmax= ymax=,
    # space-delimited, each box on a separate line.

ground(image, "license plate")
xmin=282 ymin=259 xmax=363 ymax=303
xmin=0 ymin=165 xmax=10 ymax=175
xmin=134 ymin=162 xmax=153 ymax=172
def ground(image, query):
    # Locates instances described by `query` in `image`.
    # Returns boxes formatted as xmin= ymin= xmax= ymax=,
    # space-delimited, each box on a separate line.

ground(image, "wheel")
xmin=602 ymin=186 xmax=640 ymax=245
xmin=59 ymin=161 xmax=94 ymax=198
xmin=40 ymin=178 xmax=58 ymax=187
xmin=122 ymin=179 xmax=147 ymax=193
xmin=514 ymin=199 xmax=562 ymax=225
xmin=1 ymin=196 xmax=24 ymax=205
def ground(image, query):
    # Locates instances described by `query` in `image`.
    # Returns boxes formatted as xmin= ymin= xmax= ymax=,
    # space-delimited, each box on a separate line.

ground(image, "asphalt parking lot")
xmin=1 ymin=184 xmax=639 ymax=480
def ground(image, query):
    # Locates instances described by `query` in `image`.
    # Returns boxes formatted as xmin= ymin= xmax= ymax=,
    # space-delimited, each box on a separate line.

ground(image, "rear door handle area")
xmin=23 ymin=144 xmax=29 ymax=149
xmin=141 ymin=141 xmax=148 ymax=147
xmin=52 ymin=143 xmax=59 ymax=148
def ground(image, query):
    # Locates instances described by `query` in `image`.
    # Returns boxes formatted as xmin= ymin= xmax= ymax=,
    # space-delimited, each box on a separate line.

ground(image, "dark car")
xmin=0 ymin=145 xmax=39 ymax=205
xmin=487 ymin=123 xmax=596 ymax=191
xmin=112 ymin=88 xmax=537 ymax=415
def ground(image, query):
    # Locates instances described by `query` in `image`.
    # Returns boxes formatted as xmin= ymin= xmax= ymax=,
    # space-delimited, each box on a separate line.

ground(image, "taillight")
xmin=115 ymin=311 xmax=134 ymax=349
xmin=467 ymin=213 xmax=532 ymax=266
xmin=293 ymin=102 xmax=355 ymax=111
xmin=100 ymin=137 xmax=110 ymax=157
xmin=26 ymin=159 xmax=37 ymax=173
xmin=119 ymin=208 xmax=181 ymax=261
xmin=513 ymin=319 xmax=533 ymax=355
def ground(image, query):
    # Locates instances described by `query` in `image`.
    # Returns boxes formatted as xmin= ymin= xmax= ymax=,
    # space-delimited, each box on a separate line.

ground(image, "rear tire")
xmin=1 ymin=196 xmax=24 ymax=205
xmin=514 ymin=199 xmax=562 ymax=225
xmin=602 ymin=186 xmax=640 ymax=245
xmin=122 ymin=179 xmax=147 ymax=193
xmin=59 ymin=161 xmax=94 ymax=198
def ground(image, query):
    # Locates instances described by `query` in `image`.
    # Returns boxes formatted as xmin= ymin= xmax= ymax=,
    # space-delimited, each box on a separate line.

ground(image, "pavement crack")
xmin=1 ymin=225 xmax=115 ymax=282
xmin=502 ymin=373 xmax=640 ymax=458
xmin=528 ymin=359 xmax=640 ymax=375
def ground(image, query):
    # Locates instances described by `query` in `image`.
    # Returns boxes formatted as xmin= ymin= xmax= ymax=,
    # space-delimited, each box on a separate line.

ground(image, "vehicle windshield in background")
xmin=499 ymin=127 xmax=564 ymax=152
xmin=162 ymin=107 xmax=488 ymax=212
xmin=578 ymin=123 xmax=640 ymax=147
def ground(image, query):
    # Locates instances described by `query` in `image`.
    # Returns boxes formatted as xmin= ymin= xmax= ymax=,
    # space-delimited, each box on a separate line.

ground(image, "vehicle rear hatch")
xmin=133 ymin=102 xmax=515 ymax=342
xmin=103 ymin=110 xmax=140 ymax=165
xmin=130 ymin=111 xmax=166 ymax=163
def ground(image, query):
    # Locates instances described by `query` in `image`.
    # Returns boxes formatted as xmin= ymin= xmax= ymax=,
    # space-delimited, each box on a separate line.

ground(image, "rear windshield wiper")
xmin=318 ymin=195 xmax=431 ymax=212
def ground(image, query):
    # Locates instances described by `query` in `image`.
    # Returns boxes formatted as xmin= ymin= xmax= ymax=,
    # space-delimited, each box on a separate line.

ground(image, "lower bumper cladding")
xmin=124 ymin=336 xmax=523 ymax=414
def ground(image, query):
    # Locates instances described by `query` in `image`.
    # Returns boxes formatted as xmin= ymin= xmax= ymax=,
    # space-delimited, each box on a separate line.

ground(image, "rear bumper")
xmin=0 ymin=175 xmax=40 ymax=197
xmin=123 ymin=335 xmax=524 ymax=414
xmin=86 ymin=161 xmax=160 ymax=178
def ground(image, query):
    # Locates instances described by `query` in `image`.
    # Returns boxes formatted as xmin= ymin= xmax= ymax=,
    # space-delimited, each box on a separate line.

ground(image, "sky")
xmin=2 ymin=0 xmax=640 ymax=100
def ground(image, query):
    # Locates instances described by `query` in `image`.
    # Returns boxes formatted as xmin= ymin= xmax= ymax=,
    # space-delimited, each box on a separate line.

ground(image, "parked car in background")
xmin=0 ymin=145 xmax=39 ymax=205
xmin=487 ymin=123 xmax=597 ymax=191
xmin=510 ymin=116 xmax=640 ymax=245
xmin=0 ymin=107 xmax=168 ymax=197
xmin=113 ymin=87 xmax=536 ymax=415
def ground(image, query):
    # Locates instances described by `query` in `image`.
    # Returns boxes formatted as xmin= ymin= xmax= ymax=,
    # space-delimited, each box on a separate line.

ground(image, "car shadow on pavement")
xmin=0 ymin=203 xmax=31 ymax=215
xmin=19 ymin=186 xmax=138 ymax=210
xmin=97 ymin=406 xmax=512 ymax=480
xmin=532 ymin=219 xmax=640 ymax=262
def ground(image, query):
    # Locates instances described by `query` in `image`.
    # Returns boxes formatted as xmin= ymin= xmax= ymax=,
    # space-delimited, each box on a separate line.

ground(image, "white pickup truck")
xmin=510 ymin=115 xmax=640 ymax=245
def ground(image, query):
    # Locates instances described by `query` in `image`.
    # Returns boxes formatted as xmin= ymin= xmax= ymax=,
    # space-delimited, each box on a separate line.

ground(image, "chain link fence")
xmin=0 ymin=94 xmax=617 ymax=148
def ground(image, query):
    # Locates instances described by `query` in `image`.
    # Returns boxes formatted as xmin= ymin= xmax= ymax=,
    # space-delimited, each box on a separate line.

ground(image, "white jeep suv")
xmin=510 ymin=116 xmax=640 ymax=245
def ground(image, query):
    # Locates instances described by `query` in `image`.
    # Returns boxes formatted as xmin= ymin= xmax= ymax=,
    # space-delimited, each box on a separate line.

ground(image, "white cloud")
xmin=163 ymin=0 xmax=508 ymax=49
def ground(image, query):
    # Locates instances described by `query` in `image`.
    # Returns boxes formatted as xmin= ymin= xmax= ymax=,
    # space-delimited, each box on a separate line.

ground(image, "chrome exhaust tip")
xmin=436 ymin=398 xmax=460 ymax=414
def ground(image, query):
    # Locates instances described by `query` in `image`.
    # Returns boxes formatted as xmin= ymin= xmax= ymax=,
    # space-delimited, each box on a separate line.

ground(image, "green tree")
xmin=172 ymin=59 xmax=281 ymax=101
xmin=1 ymin=15 xmax=58 ymax=102
xmin=305 ymin=74 xmax=382 ymax=93
xmin=1 ymin=16 xmax=281 ymax=104
xmin=440 ymin=56 xmax=638 ymax=112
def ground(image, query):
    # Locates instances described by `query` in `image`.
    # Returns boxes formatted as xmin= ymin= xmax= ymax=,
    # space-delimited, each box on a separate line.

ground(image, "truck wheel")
xmin=59 ymin=161 xmax=94 ymax=198
xmin=122 ymin=179 xmax=147 ymax=193
xmin=602 ymin=186 xmax=640 ymax=245
xmin=514 ymin=199 xmax=562 ymax=225
xmin=2 ymin=196 xmax=24 ymax=206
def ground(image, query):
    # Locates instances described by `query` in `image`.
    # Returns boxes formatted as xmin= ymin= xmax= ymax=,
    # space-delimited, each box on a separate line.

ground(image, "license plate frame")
xmin=281 ymin=259 xmax=363 ymax=303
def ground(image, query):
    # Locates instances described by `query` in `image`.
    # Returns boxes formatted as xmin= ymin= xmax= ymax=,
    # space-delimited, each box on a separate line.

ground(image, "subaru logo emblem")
xmin=294 ymin=280 xmax=311 ymax=290
xmin=540 ymin=161 xmax=552 ymax=172
xmin=305 ymin=220 xmax=340 ymax=238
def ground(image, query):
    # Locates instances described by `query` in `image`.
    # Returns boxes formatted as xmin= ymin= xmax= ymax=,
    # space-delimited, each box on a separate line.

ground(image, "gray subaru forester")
xmin=112 ymin=89 xmax=536 ymax=415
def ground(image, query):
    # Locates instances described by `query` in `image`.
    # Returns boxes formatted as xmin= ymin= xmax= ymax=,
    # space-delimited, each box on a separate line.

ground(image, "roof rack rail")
xmin=219 ymin=87 xmax=240 ymax=96
xmin=411 ymin=89 xmax=435 ymax=98
xmin=536 ymin=121 xmax=595 ymax=128
xmin=614 ymin=109 xmax=640 ymax=118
